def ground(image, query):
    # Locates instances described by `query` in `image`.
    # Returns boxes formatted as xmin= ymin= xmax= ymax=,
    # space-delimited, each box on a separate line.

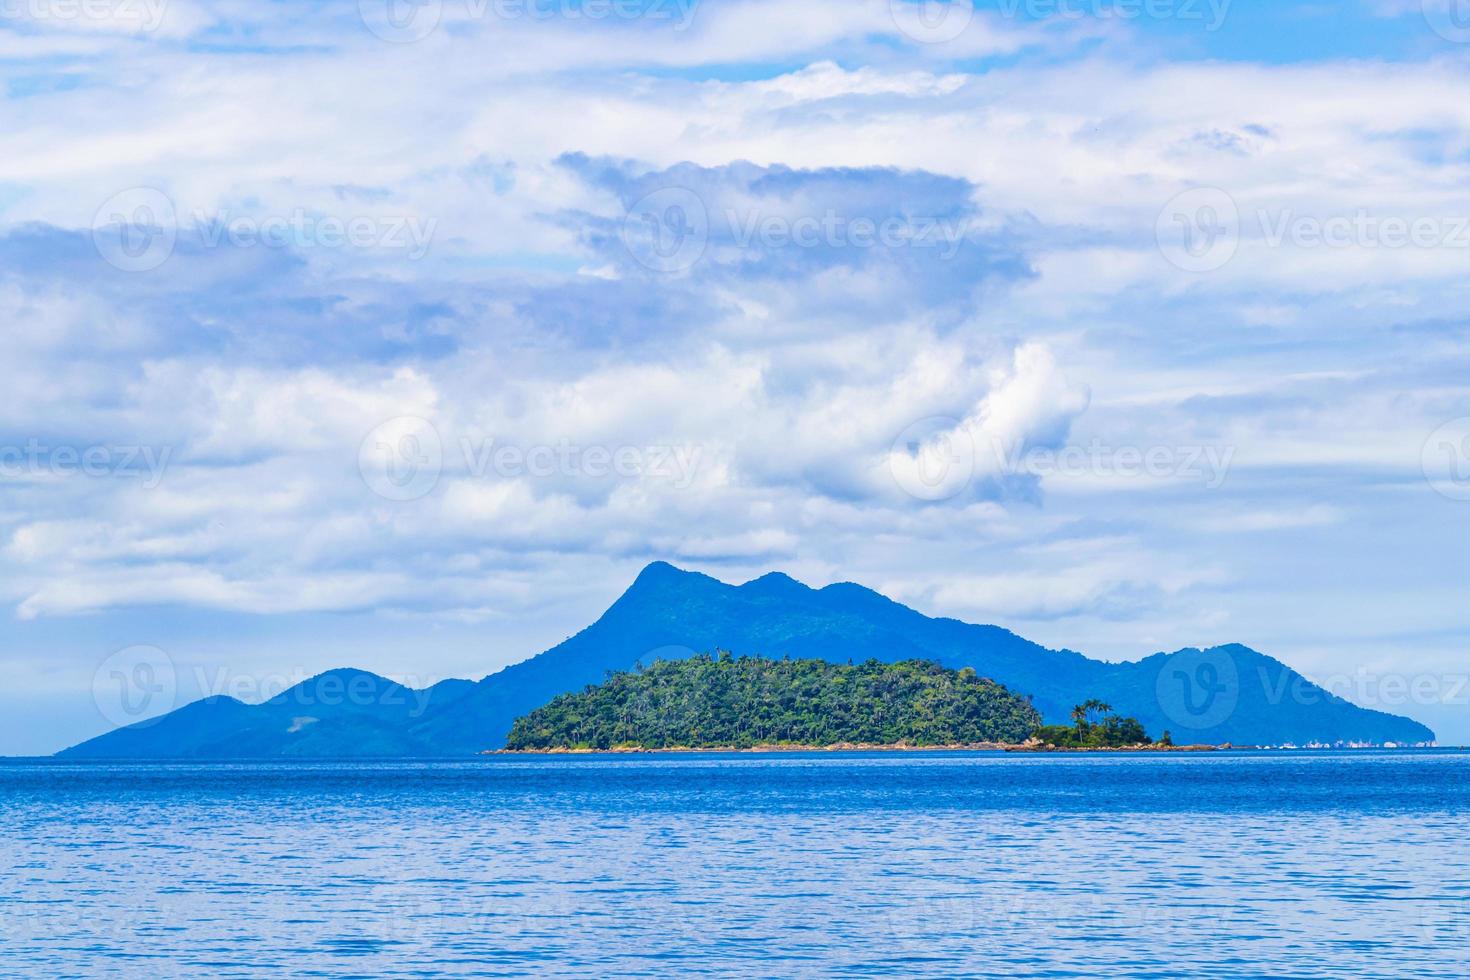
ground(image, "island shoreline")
xmin=488 ymin=741 xmax=1226 ymax=755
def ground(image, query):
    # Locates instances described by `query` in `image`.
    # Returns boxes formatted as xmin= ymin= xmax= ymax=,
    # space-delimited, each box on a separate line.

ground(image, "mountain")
xmin=505 ymin=655 xmax=1045 ymax=750
xmin=58 ymin=562 xmax=1435 ymax=757
xmin=60 ymin=670 xmax=477 ymax=759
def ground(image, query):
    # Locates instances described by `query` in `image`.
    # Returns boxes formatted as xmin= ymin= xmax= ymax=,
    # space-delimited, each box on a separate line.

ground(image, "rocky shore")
xmin=1004 ymin=741 xmax=1224 ymax=753
xmin=490 ymin=740 xmax=1226 ymax=754
xmin=490 ymin=741 xmax=1024 ymax=754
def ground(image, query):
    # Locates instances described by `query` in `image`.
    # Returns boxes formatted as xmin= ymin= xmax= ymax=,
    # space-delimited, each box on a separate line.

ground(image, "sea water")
xmin=2 ymin=751 xmax=1467 ymax=978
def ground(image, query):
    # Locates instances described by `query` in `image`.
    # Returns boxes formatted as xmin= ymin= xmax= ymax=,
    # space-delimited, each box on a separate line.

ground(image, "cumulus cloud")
xmin=0 ymin=145 xmax=1089 ymax=622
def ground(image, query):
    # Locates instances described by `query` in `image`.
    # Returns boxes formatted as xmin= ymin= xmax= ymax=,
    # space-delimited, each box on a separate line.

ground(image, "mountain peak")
xmin=631 ymin=560 xmax=692 ymax=586
xmin=265 ymin=667 xmax=402 ymax=707
xmin=621 ymin=560 xmax=729 ymax=598
xmin=601 ymin=561 xmax=726 ymax=618
xmin=740 ymin=570 xmax=811 ymax=597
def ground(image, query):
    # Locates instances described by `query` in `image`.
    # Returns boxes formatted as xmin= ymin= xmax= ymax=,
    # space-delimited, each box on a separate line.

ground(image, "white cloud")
xmin=1196 ymin=505 xmax=1346 ymax=533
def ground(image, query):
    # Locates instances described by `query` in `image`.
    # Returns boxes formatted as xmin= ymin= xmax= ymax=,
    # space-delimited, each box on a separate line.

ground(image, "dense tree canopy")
xmin=505 ymin=653 xmax=1043 ymax=750
xmin=1033 ymin=700 xmax=1154 ymax=748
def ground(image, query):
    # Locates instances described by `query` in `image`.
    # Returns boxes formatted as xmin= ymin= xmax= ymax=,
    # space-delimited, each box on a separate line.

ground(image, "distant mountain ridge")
xmin=59 ymin=562 xmax=1435 ymax=757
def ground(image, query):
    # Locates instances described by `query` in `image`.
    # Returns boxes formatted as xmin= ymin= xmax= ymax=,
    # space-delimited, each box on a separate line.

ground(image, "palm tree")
xmin=1070 ymin=699 xmax=1113 ymax=736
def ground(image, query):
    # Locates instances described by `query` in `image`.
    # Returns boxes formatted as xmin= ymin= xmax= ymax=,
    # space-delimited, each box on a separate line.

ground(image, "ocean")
xmin=2 ymin=751 xmax=1467 ymax=978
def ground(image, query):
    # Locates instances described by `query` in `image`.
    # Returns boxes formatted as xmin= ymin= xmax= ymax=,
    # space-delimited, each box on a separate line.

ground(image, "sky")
xmin=2 ymin=0 xmax=1469 ymax=753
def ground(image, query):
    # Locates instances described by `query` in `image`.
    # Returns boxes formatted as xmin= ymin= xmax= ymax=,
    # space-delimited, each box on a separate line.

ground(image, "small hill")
xmin=505 ymin=654 xmax=1044 ymax=750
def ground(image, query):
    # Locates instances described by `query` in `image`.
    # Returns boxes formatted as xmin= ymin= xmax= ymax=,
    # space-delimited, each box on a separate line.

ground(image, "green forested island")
xmin=504 ymin=653 xmax=1043 ymax=750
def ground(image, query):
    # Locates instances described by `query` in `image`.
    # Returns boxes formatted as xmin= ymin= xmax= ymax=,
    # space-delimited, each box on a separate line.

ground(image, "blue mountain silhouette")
xmin=59 ymin=562 xmax=1434 ymax=757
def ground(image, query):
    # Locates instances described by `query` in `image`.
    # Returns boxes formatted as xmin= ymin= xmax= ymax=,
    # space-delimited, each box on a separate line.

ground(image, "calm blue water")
xmin=3 ymin=751 xmax=1468 ymax=978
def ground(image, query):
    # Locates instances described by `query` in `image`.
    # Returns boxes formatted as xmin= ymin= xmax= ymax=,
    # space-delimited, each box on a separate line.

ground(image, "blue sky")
xmin=2 ymin=0 xmax=1469 ymax=752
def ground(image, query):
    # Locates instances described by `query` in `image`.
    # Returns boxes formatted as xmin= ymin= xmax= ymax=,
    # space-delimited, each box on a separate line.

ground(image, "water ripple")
xmin=1 ymin=751 xmax=1467 ymax=977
